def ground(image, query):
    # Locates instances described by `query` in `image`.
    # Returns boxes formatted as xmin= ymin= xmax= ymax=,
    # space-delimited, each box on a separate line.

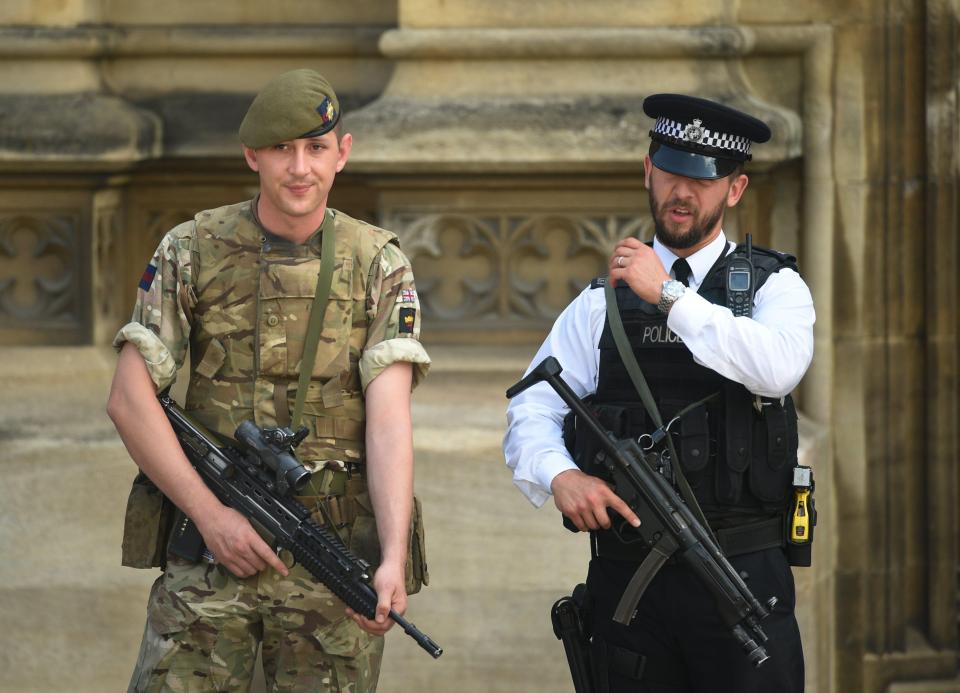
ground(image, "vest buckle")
xmin=753 ymin=394 xmax=786 ymax=413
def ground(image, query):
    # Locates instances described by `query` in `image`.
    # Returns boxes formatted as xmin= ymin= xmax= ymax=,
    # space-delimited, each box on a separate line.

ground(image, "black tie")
xmin=672 ymin=258 xmax=692 ymax=287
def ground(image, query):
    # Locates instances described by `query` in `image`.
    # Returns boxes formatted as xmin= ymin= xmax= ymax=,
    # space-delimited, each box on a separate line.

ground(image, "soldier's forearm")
xmin=364 ymin=361 xmax=414 ymax=566
xmin=107 ymin=342 xmax=225 ymax=525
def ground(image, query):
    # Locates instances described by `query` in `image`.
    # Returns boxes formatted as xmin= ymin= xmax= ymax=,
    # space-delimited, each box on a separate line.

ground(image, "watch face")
xmin=658 ymin=280 xmax=685 ymax=313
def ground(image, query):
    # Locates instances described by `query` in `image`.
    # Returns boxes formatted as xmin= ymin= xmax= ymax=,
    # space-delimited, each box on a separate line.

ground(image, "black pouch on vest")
xmin=719 ymin=383 xmax=752 ymax=503
xmin=749 ymin=398 xmax=799 ymax=504
xmin=565 ymin=402 xmax=637 ymax=477
xmin=677 ymin=403 xmax=710 ymax=490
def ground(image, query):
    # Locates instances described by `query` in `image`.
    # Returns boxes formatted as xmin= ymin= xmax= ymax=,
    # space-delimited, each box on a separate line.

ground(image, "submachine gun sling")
xmin=158 ymin=393 xmax=443 ymax=659
xmin=507 ymin=357 xmax=774 ymax=668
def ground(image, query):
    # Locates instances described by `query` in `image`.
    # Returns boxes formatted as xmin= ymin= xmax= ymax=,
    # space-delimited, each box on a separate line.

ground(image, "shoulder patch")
xmin=590 ymin=276 xmax=607 ymax=289
xmin=399 ymin=307 xmax=416 ymax=334
xmin=138 ymin=263 xmax=157 ymax=291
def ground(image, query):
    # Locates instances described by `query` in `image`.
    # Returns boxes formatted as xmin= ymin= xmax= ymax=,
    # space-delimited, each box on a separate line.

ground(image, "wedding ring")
xmin=617 ymin=255 xmax=625 ymax=268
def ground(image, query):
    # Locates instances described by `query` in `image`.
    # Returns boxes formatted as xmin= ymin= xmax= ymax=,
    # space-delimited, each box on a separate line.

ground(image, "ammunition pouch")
xmin=120 ymin=472 xmax=174 ymax=569
xmin=121 ymin=467 xmax=430 ymax=594
xmin=565 ymin=395 xmax=799 ymax=516
xmin=295 ymin=469 xmax=429 ymax=595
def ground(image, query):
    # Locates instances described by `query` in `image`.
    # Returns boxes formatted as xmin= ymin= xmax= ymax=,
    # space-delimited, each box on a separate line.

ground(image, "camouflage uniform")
xmin=115 ymin=198 xmax=430 ymax=692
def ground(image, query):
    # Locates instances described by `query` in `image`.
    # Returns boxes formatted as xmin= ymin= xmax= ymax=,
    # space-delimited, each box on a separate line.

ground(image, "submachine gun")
xmin=158 ymin=393 xmax=443 ymax=659
xmin=507 ymin=357 xmax=774 ymax=668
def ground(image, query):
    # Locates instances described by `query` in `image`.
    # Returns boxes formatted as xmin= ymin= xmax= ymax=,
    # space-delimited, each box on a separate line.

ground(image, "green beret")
xmin=239 ymin=69 xmax=341 ymax=149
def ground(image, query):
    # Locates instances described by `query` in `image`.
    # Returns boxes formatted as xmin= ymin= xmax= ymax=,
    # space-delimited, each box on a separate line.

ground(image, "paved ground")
xmin=0 ymin=343 xmax=827 ymax=692
xmin=0 ymin=344 xmax=587 ymax=693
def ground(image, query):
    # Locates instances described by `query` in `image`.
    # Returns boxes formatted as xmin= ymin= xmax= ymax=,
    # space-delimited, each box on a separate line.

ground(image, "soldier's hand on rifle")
xmin=551 ymin=469 xmax=642 ymax=531
xmin=195 ymin=505 xmax=290 ymax=578
xmin=346 ymin=560 xmax=407 ymax=636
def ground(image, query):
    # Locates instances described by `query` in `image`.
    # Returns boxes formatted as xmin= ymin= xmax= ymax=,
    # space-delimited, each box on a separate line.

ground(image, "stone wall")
xmin=0 ymin=0 xmax=957 ymax=691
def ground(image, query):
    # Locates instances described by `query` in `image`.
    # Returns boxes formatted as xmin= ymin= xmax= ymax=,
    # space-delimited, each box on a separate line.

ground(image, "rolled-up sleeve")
xmin=359 ymin=241 xmax=431 ymax=391
xmin=112 ymin=221 xmax=195 ymax=392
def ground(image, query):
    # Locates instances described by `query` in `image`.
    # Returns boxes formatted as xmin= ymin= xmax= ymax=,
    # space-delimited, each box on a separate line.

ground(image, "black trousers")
xmin=586 ymin=547 xmax=804 ymax=693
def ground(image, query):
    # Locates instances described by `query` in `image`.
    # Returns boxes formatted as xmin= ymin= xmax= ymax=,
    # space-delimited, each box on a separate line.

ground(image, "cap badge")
xmin=683 ymin=118 xmax=705 ymax=143
xmin=317 ymin=98 xmax=336 ymax=124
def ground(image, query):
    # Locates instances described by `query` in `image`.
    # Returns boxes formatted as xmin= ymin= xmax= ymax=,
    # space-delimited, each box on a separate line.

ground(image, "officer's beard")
xmin=649 ymin=189 xmax=726 ymax=251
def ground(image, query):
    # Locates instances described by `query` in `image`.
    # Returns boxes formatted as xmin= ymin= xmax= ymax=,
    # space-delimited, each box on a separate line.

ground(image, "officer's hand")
xmin=608 ymin=238 xmax=670 ymax=304
xmin=195 ymin=505 xmax=289 ymax=578
xmin=346 ymin=560 xmax=406 ymax=636
xmin=550 ymin=469 xmax=641 ymax=531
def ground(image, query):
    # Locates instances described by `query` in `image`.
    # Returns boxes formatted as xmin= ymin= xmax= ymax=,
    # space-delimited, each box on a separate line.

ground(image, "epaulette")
xmin=590 ymin=276 xmax=607 ymax=290
xmin=741 ymin=244 xmax=798 ymax=266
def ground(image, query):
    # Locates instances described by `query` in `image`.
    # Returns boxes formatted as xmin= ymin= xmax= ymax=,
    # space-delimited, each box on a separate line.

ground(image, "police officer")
xmin=504 ymin=94 xmax=814 ymax=692
xmin=108 ymin=69 xmax=431 ymax=691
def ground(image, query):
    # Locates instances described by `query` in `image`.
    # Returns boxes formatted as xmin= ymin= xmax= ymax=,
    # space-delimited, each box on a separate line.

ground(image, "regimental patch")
xmin=317 ymin=97 xmax=337 ymax=124
xmin=397 ymin=288 xmax=418 ymax=304
xmin=399 ymin=307 xmax=416 ymax=334
xmin=139 ymin=263 xmax=158 ymax=291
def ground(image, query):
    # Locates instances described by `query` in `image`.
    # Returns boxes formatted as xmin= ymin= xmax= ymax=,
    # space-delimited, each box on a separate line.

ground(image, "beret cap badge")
xmin=318 ymin=98 xmax=336 ymax=125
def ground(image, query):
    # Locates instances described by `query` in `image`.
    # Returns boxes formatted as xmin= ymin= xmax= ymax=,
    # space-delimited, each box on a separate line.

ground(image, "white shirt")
xmin=502 ymin=231 xmax=816 ymax=508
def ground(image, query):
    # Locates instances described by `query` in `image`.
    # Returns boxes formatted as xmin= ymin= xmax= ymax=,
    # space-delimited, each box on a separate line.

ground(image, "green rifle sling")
xmin=603 ymin=279 xmax=717 ymax=542
xmin=292 ymin=210 xmax=337 ymax=430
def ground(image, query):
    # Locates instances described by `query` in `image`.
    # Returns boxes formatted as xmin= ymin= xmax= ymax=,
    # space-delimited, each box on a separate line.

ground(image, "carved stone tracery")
xmin=387 ymin=210 xmax=651 ymax=323
xmin=0 ymin=213 xmax=78 ymax=325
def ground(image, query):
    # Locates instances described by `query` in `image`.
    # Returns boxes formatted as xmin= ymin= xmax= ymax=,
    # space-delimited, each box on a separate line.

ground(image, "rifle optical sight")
xmin=234 ymin=421 xmax=311 ymax=494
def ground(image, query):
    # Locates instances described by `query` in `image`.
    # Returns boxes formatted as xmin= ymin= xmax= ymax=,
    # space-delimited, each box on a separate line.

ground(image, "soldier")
xmin=504 ymin=94 xmax=814 ymax=691
xmin=107 ymin=69 xmax=431 ymax=692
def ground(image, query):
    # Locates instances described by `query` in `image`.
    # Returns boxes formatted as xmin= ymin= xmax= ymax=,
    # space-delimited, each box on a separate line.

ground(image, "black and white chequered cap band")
xmin=653 ymin=116 xmax=752 ymax=156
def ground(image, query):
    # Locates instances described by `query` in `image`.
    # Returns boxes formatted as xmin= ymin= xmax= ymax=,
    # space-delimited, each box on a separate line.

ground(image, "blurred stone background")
xmin=0 ymin=1 xmax=957 ymax=691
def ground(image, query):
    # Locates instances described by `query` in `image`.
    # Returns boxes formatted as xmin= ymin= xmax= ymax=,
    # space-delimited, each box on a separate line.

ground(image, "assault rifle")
xmin=158 ymin=393 xmax=443 ymax=659
xmin=507 ymin=357 xmax=773 ymax=667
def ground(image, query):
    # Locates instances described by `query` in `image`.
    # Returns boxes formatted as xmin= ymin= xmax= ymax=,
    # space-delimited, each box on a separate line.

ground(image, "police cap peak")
xmin=239 ymin=69 xmax=341 ymax=149
xmin=643 ymin=93 xmax=772 ymax=180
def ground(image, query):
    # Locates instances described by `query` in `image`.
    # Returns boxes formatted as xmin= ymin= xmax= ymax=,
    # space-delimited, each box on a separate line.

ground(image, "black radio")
xmin=726 ymin=234 xmax=755 ymax=317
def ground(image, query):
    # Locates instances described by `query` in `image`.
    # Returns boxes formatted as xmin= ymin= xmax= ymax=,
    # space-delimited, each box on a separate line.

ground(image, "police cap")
xmin=643 ymin=93 xmax=771 ymax=180
xmin=239 ymin=69 xmax=341 ymax=149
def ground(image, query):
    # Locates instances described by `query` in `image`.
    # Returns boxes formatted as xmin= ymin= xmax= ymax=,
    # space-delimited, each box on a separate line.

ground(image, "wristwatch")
xmin=657 ymin=279 xmax=686 ymax=314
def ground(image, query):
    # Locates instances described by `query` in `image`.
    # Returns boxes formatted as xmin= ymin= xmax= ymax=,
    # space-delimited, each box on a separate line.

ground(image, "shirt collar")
xmin=652 ymin=230 xmax=731 ymax=288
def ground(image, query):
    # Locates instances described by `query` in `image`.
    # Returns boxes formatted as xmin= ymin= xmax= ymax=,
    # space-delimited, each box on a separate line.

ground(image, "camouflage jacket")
xmin=115 ymin=198 xmax=430 ymax=467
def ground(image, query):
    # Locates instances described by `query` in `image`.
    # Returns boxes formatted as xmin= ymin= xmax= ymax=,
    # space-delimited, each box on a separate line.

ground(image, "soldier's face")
xmin=244 ymin=131 xmax=352 ymax=226
xmin=644 ymin=156 xmax=748 ymax=252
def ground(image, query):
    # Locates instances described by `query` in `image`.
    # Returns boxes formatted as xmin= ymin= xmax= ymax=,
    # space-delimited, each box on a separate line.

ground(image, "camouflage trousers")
xmin=128 ymin=553 xmax=383 ymax=692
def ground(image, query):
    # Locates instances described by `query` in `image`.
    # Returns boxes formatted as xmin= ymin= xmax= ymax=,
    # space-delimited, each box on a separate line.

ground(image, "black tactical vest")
xmin=567 ymin=243 xmax=801 ymax=525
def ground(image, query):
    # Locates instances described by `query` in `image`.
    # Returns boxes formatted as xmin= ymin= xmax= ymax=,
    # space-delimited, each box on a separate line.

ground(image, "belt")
xmin=298 ymin=464 xmax=364 ymax=497
xmin=593 ymin=515 xmax=785 ymax=562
